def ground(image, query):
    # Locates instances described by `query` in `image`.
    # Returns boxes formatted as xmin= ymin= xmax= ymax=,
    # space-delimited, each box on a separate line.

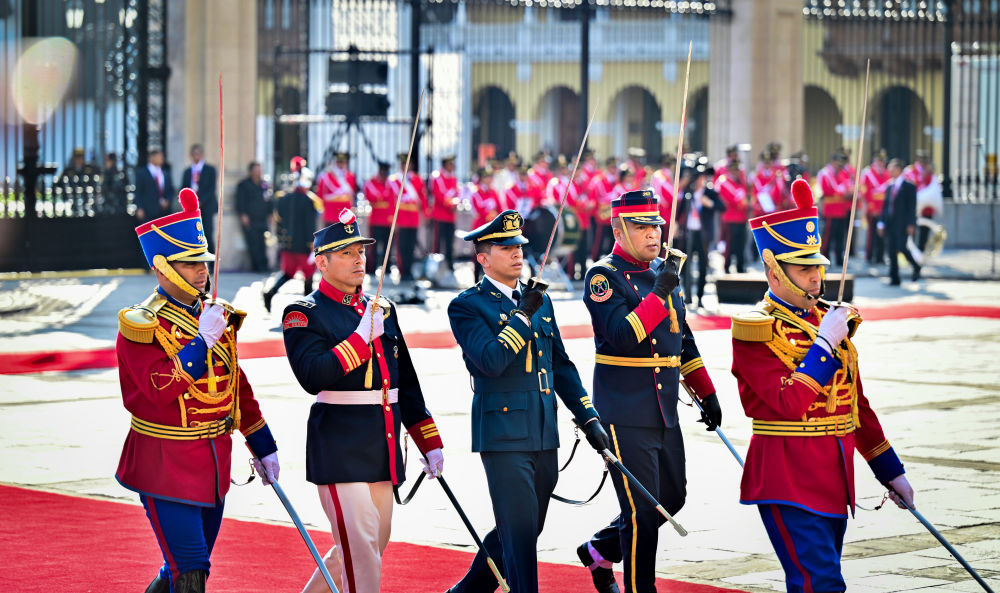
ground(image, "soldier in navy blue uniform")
xmin=575 ymin=190 xmax=723 ymax=593
xmin=445 ymin=210 xmax=611 ymax=593
xmin=281 ymin=208 xmax=444 ymax=593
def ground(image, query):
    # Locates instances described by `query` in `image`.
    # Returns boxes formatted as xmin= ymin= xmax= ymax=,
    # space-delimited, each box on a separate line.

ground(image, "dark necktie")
xmin=511 ymin=290 xmax=521 ymax=304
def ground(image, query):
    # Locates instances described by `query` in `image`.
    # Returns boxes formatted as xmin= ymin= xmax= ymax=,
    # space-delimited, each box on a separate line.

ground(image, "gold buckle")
xmin=538 ymin=369 xmax=550 ymax=394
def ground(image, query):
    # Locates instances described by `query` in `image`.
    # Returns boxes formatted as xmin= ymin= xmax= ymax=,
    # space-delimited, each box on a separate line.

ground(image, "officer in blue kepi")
xmin=444 ymin=210 xmax=612 ymax=593
xmin=576 ymin=189 xmax=723 ymax=593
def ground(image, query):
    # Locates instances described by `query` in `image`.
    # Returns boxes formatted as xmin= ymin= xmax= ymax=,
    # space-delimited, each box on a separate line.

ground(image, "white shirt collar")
xmin=484 ymin=274 xmax=521 ymax=302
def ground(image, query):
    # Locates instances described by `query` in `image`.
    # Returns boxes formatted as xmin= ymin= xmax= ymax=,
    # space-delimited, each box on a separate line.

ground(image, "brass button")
xmin=654 ymin=367 xmax=660 ymax=373
xmin=633 ymin=285 xmax=639 ymax=290
xmin=377 ymin=353 xmax=382 ymax=358
xmin=538 ymin=350 xmax=543 ymax=356
xmin=503 ymin=406 xmax=508 ymax=412
xmin=383 ymin=379 xmax=389 ymax=385
xmin=534 ymin=332 xmax=539 ymax=338
xmin=653 ymin=353 xmax=659 ymax=358
xmin=357 ymin=308 xmax=364 ymax=314
xmin=651 ymin=339 xmax=657 ymax=345
xmin=187 ymin=361 xmax=193 ymax=367
xmin=387 ymin=433 xmax=393 ymax=439
xmin=626 ymin=274 xmax=631 ymax=279
xmin=183 ymin=394 xmax=192 ymax=399
xmin=820 ymin=356 xmax=827 ymax=362
xmin=385 ymin=405 xmax=390 ymax=411
xmin=799 ymin=363 xmax=806 ymax=368
xmin=790 ymin=339 xmax=797 ymax=346
xmin=657 ymin=383 xmax=662 ymax=389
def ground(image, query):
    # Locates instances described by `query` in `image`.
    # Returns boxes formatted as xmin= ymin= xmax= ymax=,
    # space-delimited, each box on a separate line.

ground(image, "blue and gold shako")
xmin=611 ymin=189 xmax=666 ymax=226
xmin=135 ymin=188 xmax=214 ymax=268
xmin=749 ymin=179 xmax=830 ymax=266
xmin=462 ymin=209 xmax=529 ymax=246
xmin=314 ymin=208 xmax=375 ymax=254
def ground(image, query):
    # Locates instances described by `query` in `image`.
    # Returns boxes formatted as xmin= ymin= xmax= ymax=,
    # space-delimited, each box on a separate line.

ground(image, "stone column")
xmin=169 ymin=0 xmax=258 ymax=272
xmin=708 ymin=0 xmax=803 ymax=162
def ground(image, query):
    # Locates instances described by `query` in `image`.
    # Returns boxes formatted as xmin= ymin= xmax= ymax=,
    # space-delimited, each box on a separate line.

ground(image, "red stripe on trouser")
xmin=146 ymin=499 xmax=180 ymax=585
xmin=770 ymin=504 xmax=813 ymax=593
xmin=330 ymin=486 xmax=358 ymax=593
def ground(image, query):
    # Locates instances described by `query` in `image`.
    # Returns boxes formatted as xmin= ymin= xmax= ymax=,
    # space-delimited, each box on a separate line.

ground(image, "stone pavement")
xmin=1 ymin=252 xmax=998 ymax=592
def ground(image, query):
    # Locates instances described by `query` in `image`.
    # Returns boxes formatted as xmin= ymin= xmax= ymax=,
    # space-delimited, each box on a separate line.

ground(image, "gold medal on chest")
xmin=500 ymin=313 xmax=508 ymax=321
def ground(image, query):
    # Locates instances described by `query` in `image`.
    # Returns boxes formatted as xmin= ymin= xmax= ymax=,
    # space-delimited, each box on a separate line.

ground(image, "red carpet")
xmin=0 ymin=484 xmax=744 ymax=593
xmin=2 ymin=303 xmax=998 ymax=375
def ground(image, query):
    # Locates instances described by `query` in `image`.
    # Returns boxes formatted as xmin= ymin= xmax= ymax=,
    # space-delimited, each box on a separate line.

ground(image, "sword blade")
xmin=602 ymin=448 xmax=687 ymax=536
xmin=682 ymin=380 xmax=745 ymax=468
xmin=271 ymin=480 xmax=340 ymax=593
xmin=899 ymin=497 xmax=995 ymax=592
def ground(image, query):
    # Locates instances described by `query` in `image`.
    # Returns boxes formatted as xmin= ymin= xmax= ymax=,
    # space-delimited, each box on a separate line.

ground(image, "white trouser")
xmin=309 ymin=481 xmax=394 ymax=593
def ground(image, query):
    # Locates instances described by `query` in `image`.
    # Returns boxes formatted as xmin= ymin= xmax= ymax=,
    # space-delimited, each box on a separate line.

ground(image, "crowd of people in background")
xmin=54 ymin=140 xmax=942 ymax=301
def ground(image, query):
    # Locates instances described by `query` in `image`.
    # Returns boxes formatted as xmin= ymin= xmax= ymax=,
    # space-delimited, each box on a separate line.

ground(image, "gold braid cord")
xmin=152 ymin=254 xmax=202 ymax=298
xmin=763 ymin=297 xmax=860 ymax=425
xmin=761 ymin=249 xmax=813 ymax=302
xmin=148 ymin=305 xmax=239 ymax=428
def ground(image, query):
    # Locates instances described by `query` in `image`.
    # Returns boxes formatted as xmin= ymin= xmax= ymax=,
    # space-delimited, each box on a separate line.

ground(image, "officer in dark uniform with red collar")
xmin=576 ymin=190 xmax=722 ymax=593
xmin=281 ymin=208 xmax=444 ymax=593
xmin=445 ymin=210 xmax=611 ymax=593
xmin=116 ymin=188 xmax=279 ymax=593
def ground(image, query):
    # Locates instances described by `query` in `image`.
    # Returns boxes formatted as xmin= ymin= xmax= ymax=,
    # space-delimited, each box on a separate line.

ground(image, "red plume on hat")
xmin=338 ymin=208 xmax=357 ymax=225
xmin=178 ymin=187 xmax=201 ymax=212
xmin=290 ymin=156 xmax=307 ymax=173
xmin=790 ymin=179 xmax=814 ymax=209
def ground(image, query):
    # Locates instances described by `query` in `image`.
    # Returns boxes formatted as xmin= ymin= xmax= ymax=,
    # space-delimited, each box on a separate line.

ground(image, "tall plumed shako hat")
xmin=314 ymin=208 xmax=375 ymax=254
xmin=749 ymin=179 xmax=831 ymax=267
xmin=135 ymin=188 xmax=214 ymax=297
xmin=611 ymin=189 xmax=665 ymax=226
xmin=136 ymin=188 xmax=214 ymax=268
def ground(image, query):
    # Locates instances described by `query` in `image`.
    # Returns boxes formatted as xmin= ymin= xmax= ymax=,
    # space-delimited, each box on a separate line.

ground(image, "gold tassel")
xmin=231 ymin=337 xmax=241 ymax=430
xmin=206 ymin=351 xmax=217 ymax=393
xmin=667 ymin=296 xmax=680 ymax=333
xmin=364 ymin=346 xmax=374 ymax=389
xmin=525 ymin=344 xmax=532 ymax=373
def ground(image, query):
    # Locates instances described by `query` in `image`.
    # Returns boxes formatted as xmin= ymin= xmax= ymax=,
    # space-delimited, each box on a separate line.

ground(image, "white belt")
xmin=316 ymin=389 xmax=399 ymax=405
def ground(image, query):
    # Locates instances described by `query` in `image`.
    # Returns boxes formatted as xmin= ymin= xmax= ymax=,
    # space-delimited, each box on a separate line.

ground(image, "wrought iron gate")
xmin=0 ymin=0 xmax=167 ymax=272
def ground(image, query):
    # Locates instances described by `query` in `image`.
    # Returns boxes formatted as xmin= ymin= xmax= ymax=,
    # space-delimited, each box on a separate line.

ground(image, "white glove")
xmin=198 ymin=304 xmax=227 ymax=348
xmin=353 ymin=299 xmax=385 ymax=343
xmin=420 ymin=448 xmax=444 ymax=479
xmin=253 ymin=452 xmax=280 ymax=485
xmin=816 ymin=306 xmax=850 ymax=353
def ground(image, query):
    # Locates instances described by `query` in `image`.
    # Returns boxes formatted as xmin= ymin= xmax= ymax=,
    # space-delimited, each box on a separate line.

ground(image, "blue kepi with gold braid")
xmin=462 ymin=209 xmax=529 ymax=246
xmin=135 ymin=188 xmax=214 ymax=297
xmin=750 ymin=179 xmax=831 ymax=267
xmin=314 ymin=208 xmax=375 ymax=254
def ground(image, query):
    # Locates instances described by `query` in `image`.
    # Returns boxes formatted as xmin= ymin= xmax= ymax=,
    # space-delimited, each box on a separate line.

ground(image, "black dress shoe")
xmin=577 ymin=543 xmax=620 ymax=593
xmin=912 ymin=265 xmax=921 ymax=281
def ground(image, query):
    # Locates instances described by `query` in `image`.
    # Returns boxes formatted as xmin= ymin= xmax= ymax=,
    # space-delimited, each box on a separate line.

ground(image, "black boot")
xmin=143 ymin=575 xmax=169 ymax=593
xmin=173 ymin=569 xmax=207 ymax=593
xmin=578 ymin=543 xmax=620 ymax=593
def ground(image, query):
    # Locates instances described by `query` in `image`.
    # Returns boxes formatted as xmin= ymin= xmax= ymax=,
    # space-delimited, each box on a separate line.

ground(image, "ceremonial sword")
xmin=836 ymin=59 xmax=871 ymax=305
xmin=601 ymin=448 xmax=687 ymax=537
xmin=680 ymin=380 xmax=744 ymax=468
xmin=663 ymin=41 xmax=693 ymax=255
xmin=271 ymin=480 xmax=341 ymax=593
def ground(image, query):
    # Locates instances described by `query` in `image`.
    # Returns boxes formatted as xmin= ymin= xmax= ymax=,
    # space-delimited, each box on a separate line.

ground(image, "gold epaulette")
xmin=731 ymin=310 xmax=774 ymax=342
xmin=118 ymin=292 xmax=168 ymax=343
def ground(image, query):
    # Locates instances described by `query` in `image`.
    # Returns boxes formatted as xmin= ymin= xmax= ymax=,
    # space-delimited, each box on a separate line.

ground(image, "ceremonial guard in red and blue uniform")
xmin=732 ymin=179 xmax=915 ymax=593
xmin=116 ymin=188 xmax=279 ymax=593
xmin=575 ymin=190 xmax=722 ymax=593
xmin=281 ymin=209 xmax=444 ymax=593
xmin=445 ymin=210 xmax=611 ymax=593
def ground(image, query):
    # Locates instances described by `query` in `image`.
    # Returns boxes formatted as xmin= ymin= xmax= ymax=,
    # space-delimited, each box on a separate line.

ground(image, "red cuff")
xmin=332 ymin=332 xmax=373 ymax=374
xmin=682 ymin=364 xmax=716 ymax=400
xmin=625 ymin=293 xmax=670 ymax=342
xmin=408 ymin=417 xmax=443 ymax=454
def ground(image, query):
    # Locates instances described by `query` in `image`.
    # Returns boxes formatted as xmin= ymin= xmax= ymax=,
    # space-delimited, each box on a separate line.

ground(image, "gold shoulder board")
xmin=118 ymin=293 xmax=168 ymax=343
xmin=731 ymin=310 xmax=774 ymax=342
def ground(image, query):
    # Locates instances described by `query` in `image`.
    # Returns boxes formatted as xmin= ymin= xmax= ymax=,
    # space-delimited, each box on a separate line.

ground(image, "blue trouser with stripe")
xmin=759 ymin=503 xmax=848 ymax=593
xmin=588 ymin=423 xmax=687 ymax=593
xmin=140 ymin=494 xmax=226 ymax=591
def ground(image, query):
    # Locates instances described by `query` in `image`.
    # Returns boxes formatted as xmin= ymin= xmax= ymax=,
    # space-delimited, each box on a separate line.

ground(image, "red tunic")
xmin=316 ymin=168 xmax=357 ymax=224
xmin=751 ymin=163 xmax=788 ymax=217
xmin=731 ymin=297 xmax=903 ymax=517
xmin=430 ymin=169 xmax=460 ymax=223
xmin=116 ymin=295 xmax=274 ymax=506
xmin=364 ymin=175 xmax=393 ymax=227
xmin=718 ymin=175 xmax=749 ymax=224
xmin=386 ymin=171 xmax=427 ymax=228
xmin=588 ymin=172 xmax=617 ymax=225
xmin=861 ymin=164 xmax=891 ymax=217
xmin=818 ymin=164 xmax=852 ymax=218
xmin=526 ymin=165 xmax=553 ymax=210
xmin=470 ymin=183 xmax=509 ymax=228
xmin=651 ymin=168 xmax=675 ymax=222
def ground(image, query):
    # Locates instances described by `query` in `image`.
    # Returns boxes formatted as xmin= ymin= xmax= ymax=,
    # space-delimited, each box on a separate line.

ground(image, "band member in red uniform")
xmin=718 ymin=159 xmax=750 ymax=273
xmin=364 ymin=161 xmax=394 ymax=275
xmin=625 ymin=147 xmax=648 ymax=187
xmin=861 ymin=150 xmax=891 ymax=264
xmin=282 ymin=209 xmax=444 ymax=593
xmin=387 ymin=152 xmax=428 ymax=281
xmin=430 ymin=154 xmax=460 ymax=272
xmin=526 ymin=151 xmax=553 ymax=211
xmin=651 ymin=153 xmax=677 ymax=224
xmin=117 ymin=188 xmax=279 ymax=593
xmin=817 ymin=151 xmax=853 ymax=266
xmin=732 ymin=179 xmax=915 ymax=593
xmin=317 ymin=152 xmax=357 ymax=224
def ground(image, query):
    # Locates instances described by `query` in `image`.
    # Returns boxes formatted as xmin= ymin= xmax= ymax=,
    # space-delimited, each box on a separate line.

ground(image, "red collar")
xmin=319 ymin=279 xmax=364 ymax=307
xmin=612 ymin=244 xmax=650 ymax=270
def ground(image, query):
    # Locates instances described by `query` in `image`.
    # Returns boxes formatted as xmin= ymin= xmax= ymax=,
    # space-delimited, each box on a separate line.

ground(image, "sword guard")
xmin=526 ymin=277 xmax=548 ymax=295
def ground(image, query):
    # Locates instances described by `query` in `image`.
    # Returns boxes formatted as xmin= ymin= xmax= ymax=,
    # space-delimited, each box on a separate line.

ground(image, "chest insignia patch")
xmin=341 ymin=295 xmax=353 ymax=305
xmin=282 ymin=311 xmax=309 ymax=330
xmin=589 ymin=274 xmax=613 ymax=302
